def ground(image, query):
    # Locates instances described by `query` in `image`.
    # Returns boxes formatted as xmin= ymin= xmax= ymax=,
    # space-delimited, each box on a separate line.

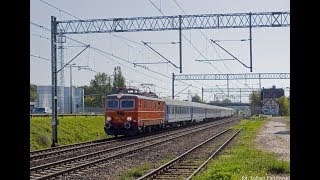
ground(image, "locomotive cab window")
xmin=107 ymin=99 xmax=118 ymax=109
xmin=121 ymin=99 xmax=134 ymax=109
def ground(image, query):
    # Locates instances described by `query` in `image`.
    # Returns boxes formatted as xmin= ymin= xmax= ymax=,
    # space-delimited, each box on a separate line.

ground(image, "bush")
xmin=267 ymin=161 xmax=290 ymax=174
xmin=36 ymin=134 xmax=51 ymax=147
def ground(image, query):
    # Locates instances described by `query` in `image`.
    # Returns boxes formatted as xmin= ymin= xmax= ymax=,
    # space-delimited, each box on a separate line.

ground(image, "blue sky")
xmin=30 ymin=0 xmax=290 ymax=102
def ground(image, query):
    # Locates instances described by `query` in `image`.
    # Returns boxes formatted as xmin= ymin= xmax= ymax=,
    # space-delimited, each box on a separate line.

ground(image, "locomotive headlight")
xmin=117 ymin=93 xmax=122 ymax=99
xmin=127 ymin=116 xmax=132 ymax=121
xmin=106 ymin=116 xmax=112 ymax=121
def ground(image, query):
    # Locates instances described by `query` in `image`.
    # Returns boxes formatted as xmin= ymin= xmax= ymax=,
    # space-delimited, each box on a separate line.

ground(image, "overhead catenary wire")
xmin=31 ymin=22 xmax=168 ymax=83
xmin=31 ymin=21 xmax=192 ymax=98
xmin=173 ymin=0 xmax=255 ymax=95
xmin=172 ymin=0 xmax=258 ymax=94
xmin=145 ymin=0 xmax=217 ymax=96
xmin=31 ymin=2 xmax=208 ymax=98
xmin=171 ymin=0 xmax=261 ymax=100
xmin=30 ymin=54 xmax=51 ymax=61
xmin=35 ymin=0 xmax=180 ymax=90
xmin=145 ymin=0 xmax=224 ymax=97
xmin=146 ymin=0 xmax=223 ymax=96
xmin=38 ymin=0 xmax=181 ymax=77
xmin=146 ymin=0 xmax=220 ymax=73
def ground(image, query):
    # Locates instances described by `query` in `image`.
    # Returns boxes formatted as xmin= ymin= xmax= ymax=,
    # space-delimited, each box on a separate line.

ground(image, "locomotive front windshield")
xmin=121 ymin=99 xmax=134 ymax=109
xmin=107 ymin=99 xmax=118 ymax=109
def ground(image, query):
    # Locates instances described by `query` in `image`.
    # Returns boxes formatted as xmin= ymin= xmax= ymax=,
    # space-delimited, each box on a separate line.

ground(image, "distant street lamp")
xmin=69 ymin=64 xmax=89 ymax=114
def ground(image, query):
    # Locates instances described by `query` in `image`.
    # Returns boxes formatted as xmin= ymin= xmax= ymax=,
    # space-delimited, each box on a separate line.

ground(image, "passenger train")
xmin=104 ymin=92 xmax=234 ymax=136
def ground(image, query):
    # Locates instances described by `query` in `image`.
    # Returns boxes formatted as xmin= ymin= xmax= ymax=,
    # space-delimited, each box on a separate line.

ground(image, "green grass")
xmin=159 ymin=155 xmax=175 ymax=165
xmin=30 ymin=116 xmax=110 ymax=151
xmin=118 ymin=163 xmax=151 ymax=180
xmin=193 ymin=118 xmax=290 ymax=180
xmin=117 ymin=155 xmax=176 ymax=180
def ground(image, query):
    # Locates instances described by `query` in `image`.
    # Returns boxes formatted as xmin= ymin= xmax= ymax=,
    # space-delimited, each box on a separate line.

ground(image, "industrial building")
xmin=36 ymin=85 xmax=84 ymax=114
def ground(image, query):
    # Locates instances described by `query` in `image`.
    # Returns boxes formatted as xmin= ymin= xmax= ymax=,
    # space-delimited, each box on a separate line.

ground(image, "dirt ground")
xmin=255 ymin=117 xmax=290 ymax=162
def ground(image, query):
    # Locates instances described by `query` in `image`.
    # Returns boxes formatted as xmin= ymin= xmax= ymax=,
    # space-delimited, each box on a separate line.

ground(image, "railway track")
xmin=30 ymin=117 xmax=237 ymax=164
xmin=30 ymin=137 xmax=118 ymax=160
xmin=30 ymin=118 xmax=238 ymax=179
xmin=138 ymin=128 xmax=242 ymax=180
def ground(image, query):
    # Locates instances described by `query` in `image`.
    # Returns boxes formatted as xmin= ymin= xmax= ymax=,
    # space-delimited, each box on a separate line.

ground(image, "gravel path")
xmin=255 ymin=117 xmax=290 ymax=162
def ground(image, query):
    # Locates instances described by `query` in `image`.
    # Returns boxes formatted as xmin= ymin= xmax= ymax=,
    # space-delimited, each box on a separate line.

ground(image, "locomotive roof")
xmin=163 ymin=98 xmax=233 ymax=110
xmin=107 ymin=94 xmax=165 ymax=101
xmin=107 ymin=94 xmax=233 ymax=111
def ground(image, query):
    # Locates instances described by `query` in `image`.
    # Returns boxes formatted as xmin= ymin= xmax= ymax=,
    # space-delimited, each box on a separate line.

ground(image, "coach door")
xmin=165 ymin=105 xmax=169 ymax=123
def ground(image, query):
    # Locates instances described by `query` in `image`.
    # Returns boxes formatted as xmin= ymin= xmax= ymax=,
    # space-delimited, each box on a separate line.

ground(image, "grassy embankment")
xmin=193 ymin=118 xmax=290 ymax=179
xmin=30 ymin=116 xmax=110 ymax=151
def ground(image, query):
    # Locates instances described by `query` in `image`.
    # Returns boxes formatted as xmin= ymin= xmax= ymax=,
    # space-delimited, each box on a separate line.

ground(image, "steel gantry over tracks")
xmin=50 ymin=11 xmax=290 ymax=147
xmin=56 ymin=12 xmax=290 ymax=33
xmin=172 ymin=73 xmax=290 ymax=100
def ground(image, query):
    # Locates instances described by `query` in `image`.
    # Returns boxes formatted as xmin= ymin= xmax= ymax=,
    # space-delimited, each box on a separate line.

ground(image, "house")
xmin=262 ymin=98 xmax=279 ymax=115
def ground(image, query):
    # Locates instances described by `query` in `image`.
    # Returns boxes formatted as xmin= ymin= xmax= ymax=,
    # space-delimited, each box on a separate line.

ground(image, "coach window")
xmin=144 ymin=100 xmax=147 ymax=109
xmin=157 ymin=102 xmax=161 ymax=109
xmin=139 ymin=100 xmax=142 ymax=108
xmin=149 ymin=101 xmax=152 ymax=109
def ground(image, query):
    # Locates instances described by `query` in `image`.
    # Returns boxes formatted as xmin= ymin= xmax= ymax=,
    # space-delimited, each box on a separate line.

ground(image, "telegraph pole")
xmin=70 ymin=65 xmax=73 ymax=114
xmin=201 ymin=87 xmax=204 ymax=102
xmin=172 ymin=73 xmax=175 ymax=99
xmin=179 ymin=15 xmax=182 ymax=73
xmin=69 ymin=64 xmax=89 ymax=114
xmin=249 ymin=12 xmax=253 ymax=72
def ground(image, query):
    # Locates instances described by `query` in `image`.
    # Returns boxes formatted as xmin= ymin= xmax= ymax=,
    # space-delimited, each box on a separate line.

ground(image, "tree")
xmin=81 ymin=67 xmax=126 ymax=107
xmin=30 ymin=84 xmax=37 ymax=101
xmin=276 ymin=96 xmax=290 ymax=116
xmin=221 ymin=98 xmax=231 ymax=104
xmin=192 ymin=94 xmax=202 ymax=103
xmin=112 ymin=66 xmax=126 ymax=93
xmin=249 ymin=91 xmax=262 ymax=106
xmin=82 ymin=72 xmax=113 ymax=107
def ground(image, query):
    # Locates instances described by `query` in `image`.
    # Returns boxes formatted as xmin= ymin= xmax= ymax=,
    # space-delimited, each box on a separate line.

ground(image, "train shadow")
xmin=274 ymin=130 xmax=290 ymax=135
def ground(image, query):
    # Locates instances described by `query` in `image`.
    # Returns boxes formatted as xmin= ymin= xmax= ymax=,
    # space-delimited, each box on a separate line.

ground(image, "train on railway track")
xmin=104 ymin=88 xmax=234 ymax=136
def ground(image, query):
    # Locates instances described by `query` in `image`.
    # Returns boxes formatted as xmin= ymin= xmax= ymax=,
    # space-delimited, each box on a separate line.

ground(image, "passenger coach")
xmin=104 ymin=93 xmax=233 ymax=136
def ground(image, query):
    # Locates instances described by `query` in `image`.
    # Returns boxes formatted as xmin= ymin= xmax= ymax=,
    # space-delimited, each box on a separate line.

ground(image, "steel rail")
xmin=137 ymin=129 xmax=231 ymax=179
xmin=186 ymin=128 xmax=243 ymax=179
xmin=30 ymin=119 xmax=237 ymax=179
